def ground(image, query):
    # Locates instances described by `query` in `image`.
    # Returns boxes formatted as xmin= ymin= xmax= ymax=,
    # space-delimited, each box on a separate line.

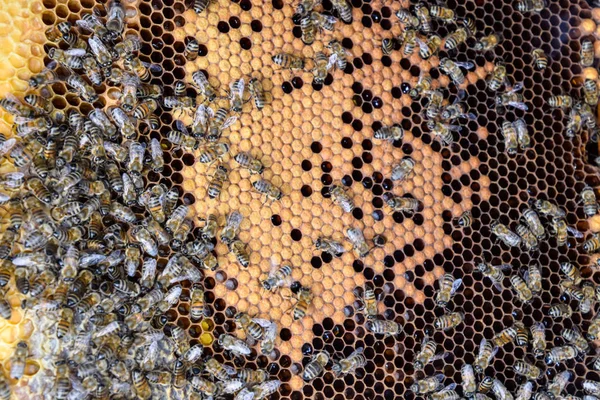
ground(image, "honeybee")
xmin=391 ymin=157 xmax=415 ymax=181
xmin=261 ymin=264 xmax=292 ymax=292
xmin=165 ymin=204 xmax=189 ymax=234
xmin=454 ymin=211 xmax=472 ymax=227
xmin=416 ymin=35 xmax=441 ymax=59
xmin=497 ymin=82 xmax=528 ymax=111
xmin=584 ymin=79 xmax=599 ymax=106
xmin=56 ymin=306 xmax=74 ymax=338
xmin=547 ymin=95 xmax=573 ymax=109
xmin=189 ymin=70 xmax=217 ymax=103
xmin=548 ymin=303 xmax=573 ymax=318
xmin=439 ymin=58 xmax=474 ymax=85
xmin=395 ymin=8 xmax=419 ymax=28
xmin=565 ymin=107 xmax=583 ymax=138
xmin=582 ymin=185 xmax=599 ymax=217
xmin=230 ymin=239 xmax=249 ymax=267
xmin=220 ymin=211 xmax=243 ymax=245
xmin=48 ymin=47 xmax=85 ymax=69
xmin=327 ymin=39 xmax=350 ymax=70
xmin=198 ymin=142 xmax=229 ymax=164
xmin=247 ymin=78 xmax=266 ymax=110
xmin=9 ymin=341 xmax=28 ymax=380
xmin=477 ymin=262 xmax=511 ymax=290
xmin=28 ymin=61 xmax=60 ymax=88
xmin=513 ymin=360 xmax=542 ymax=379
xmin=228 ymin=78 xmax=246 ymax=113
xmin=260 ymin=319 xmax=278 ymax=354
xmin=491 ymin=379 xmax=513 ymax=400
xmin=410 ymin=374 xmax=445 ymax=394
xmin=492 ymin=221 xmax=522 ymax=248
xmin=414 ymin=336 xmax=446 ymax=369
xmin=219 ymin=333 xmax=251 ymax=357
xmin=562 ymin=326 xmax=589 ymax=353
xmin=424 ymin=89 xmax=443 ymax=120
xmin=206 ymin=358 xmax=237 ymax=382
xmin=331 ymin=347 xmax=366 ymax=377
xmin=300 ymin=15 xmax=315 ymax=45
xmin=208 ymin=107 xmax=238 ymax=141
xmin=88 ymin=35 xmax=114 ymax=69
xmin=66 ymin=74 xmax=98 ymax=102
xmin=399 ymin=28 xmax=418 ymax=56
xmin=461 ymin=364 xmax=477 ymax=397
xmin=545 ymin=345 xmax=578 ymax=365
xmin=114 ymin=35 xmax=141 ymax=59
xmin=315 ymin=237 xmax=345 ymax=255
xmin=235 ymin=312 xmax=272 ymax=341
xmin=329 ymin=184 xmax=354 ymax=212
xmin=427 ymin=121 xmax=461 ymax=145
xmin=435 ymin=274 xmax=462 ymax=307
xmin=532 ymin=48 xmax=549 ymax=69
xmin=581 ymin=38 xmax=595 ymax=67
xmin=234 ymin=151 xmax=264 ymax=174
xmin=53 ymin=361 xmax=72 ymax=400
xmin=347 ymin=227 xmax=369 ymax=257
xmin=383 ymin=193 xmax=421 ymax=214
xmin=302 ymin=351 xmax=330 ymax=381
xmin=511 ymin=274 xmax=533 ymax=303
xmin=441 ymin=101 xmax=476 ymax=121
xmin=515 ymin=381 xmax=534 ymax=400
xmin=410 ymin=72 xmax=432 ymax=98
xmin=168 ymin=128 xmax=199 ymax=150
xmin=493 ymin=326 xmax=517 ymax=347
xmin=474 ymin=339 xmax=498 ymax=374
xmin=430 ymin=4 xmax=455 ymax=23
xmin=560 ymin=262 xmax=582 ymax=285
xmin=444 ymin=28 xmax=468 ymax=51
xmin=109 ymin=106 xmax=136 ymax=139
xmin=331 ymin=0 xmax=352 ymax=23
xmin=192 ymin=0 xmax=210 ymax=13
xmin=474 ymin=33 xmax=502 ymax=52
xmin=132 ymin=369 xmax=152 ymax=400
xmin=252 ymin=178 xmax=282 ymax=201
xmin=520 ymin=208 xmax=545 ymax=240
xmin=272 ymin=53 xmax=305 ymax=70
xmin=584 ymin=380 xmax=600 ymax=396
xmin=374 ymin=125 xmax=403 ymax=143
xmin=163 ymin=91 xmax=195 ymax=117
xmin=311 ymin=11 xmax=337 ymax=31
xmin=184 ymin=37 xmax=199 ymax=61
xmin=366 ymin=319 xmax=402 ymax=336
xmin=584 ymin=233 xmax=600 ymax=253
xmin=295 ymin=0 xmax=320 ymax=17
xmin=428 ymin=385 xmax=461 ymax=400
xmin=434 ymin=311 xmax=464 ymax=331
xmin=312 ymin=52 xmax=337 ymax=85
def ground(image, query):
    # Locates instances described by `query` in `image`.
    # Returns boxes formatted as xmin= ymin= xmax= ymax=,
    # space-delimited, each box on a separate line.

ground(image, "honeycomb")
xmin=2 ymin=0 xmax=600 ymax=398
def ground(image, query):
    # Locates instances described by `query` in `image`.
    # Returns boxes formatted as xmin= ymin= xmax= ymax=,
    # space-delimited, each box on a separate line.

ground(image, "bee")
xmin=126 ymin=56 xmax=162 ymax=83
xmin=514 ymin=118 xmax=531 ymax=150
xmin=327 ymin=39 xmax=350 ymax=70
xmin=582 ymin=185 xmax=599 ymax=217
xmin=413 ymin=2 xmax=431 ymax=33
xmin=235 ymin=312 xmax=272 ymax=341
xmin=416 ymin=35 xmax=441 ymax=59
xmin=56 ymin=307 xmax=74 ymax=338
xmin=424 ymin=89 xmax=443 ymax=120
xmin=395 ymin=8 xmax=419 ymax=28
xmin=105 ymin=0 xmax=125 ymax=35
xmin=303 ymin=351 xmax=330 ymax=381
xmin=228 ymin=78 xmax=246 ymax=113
xmin=435 ymin=274 xmax=462 ymax=307
xmin=296 ymin=0 xmax=320 ymax=17
xmin=545 ymin=345 xmax=578 ymax=365
xmin=414 ymin=336 xmax=446 ymax=369
xmin=441 ymin=101 xmax=476 ymax=121
xmin=366 ymin=319 xmax=402 ymax=336
xmin=548 ymin=302 xmax=573 ymax=318
xmin=430 ymin=4 xmax=455 ymax=23
xmin=311 ymin=11 xmax=337 ymax=31
xmin=312 ymin=52 xmax=337 ymax=85
xmin=187 ymin=71 xmax=216 ymax=104
xmin=492 ymin=221 xmax=522 ymax=248
xmin=477 ymin=262 xmax=510 ymax=290
xmin=347 ymin=227 xmax=369 ymax=257
xmin=461 ymin=364 xmax=477 ymax=397
xmin=497 ymin=82 xmax=528 ymax=111
xmin=584 ymin=233 xmax=600 ymax=253
xmin=410 ymin=72 xmax=432 ymax=99
xmin=439 ymin=58 xmax=474 ymax=85
xmin=584 ymin=380 xmax=600 ymax=396
xmin=511 ymin=274 xmax=534 ymax=303
xmin=514 ymin=381 xmax=534 ymax=400
xmin=491 ymin=379 xmax=512 ymax=400
xmin=88 ymin=35 xmax=114 ymax=69
xmin=454 ymin=211 xmax=472 ymax=227
xmin=391 ymin=157 xmax=415 ymax=181
xmin=234 ymin=151 xmax=264 ymax=174
xmin=410 ymin=374 xmax=445 ymax=394
xmin=584 ymin=79 xmax=599 ymax=106
xmin=428 ymin=385 xmax=461 ymax=400
xmin=77 ymin=56 xmax=102 ymax=86
xmin=0 ymin=95 xmax=37 ymax=118
xmin=513 ymin=360 xmax=542 ymax=379
xmin=163 ymin=89 xmax=195 ymax=117
xmin=520 ymin=208 xmax=545 ymax=240
xmin=582 ymin=38 xmax=595 ymax=67
xmin=474 ymin=33 xmax=502 ymax=52
xmin=261 ymin=265 xmax=292 ymax=292
xmin=260 ymin=319 xmax=278 ymax=354
xmin=165 ymin=204 xmax=189 ymax=234
xmin=114 ymin=35 xmax=141 ymax=58
xmin=331 ymin=0 xmax=352 ymax=23
xmin=434 ymin=311 xmax=464 ymax=331
xmin=108 ymin=106 xmax=136 ymax=139
xmin=427 ymin=121 xmax=461 ymax=145
xmin=182 ymin=37 xmax=200 ymax=61
xmin=474 ymin=339 xmax=498 ymax=374
xmin=205 ymin=358 xmax=237 ymax=382
xmin=381 ymin=38 xmax=394 ymax=56
xmin=168 ymin=128 xmax=199 ymax=150
xmin=28 ymin=61 xmax=60 ymax=88
xmin=9 ymin=341 xmax=28 ymax=380
xmin=444 ymin=28 xmax=468 ymax=51
xmin=532 ymin=48 xmax=548 ymax=69
xmin=272 ymin=53 xmax=305 ymax=70
xmin=229 ymin=239 xmax=249 ymax=267
xmin=48 ymin=47 xmax=85 ymax=69
xmin=250 ymin=380 xmax=281 ymax=399
xmin=66 ymin=74 xmax=98 ymax=102
xmin=208 ymin=107 xmax=238 ymax=141
xmin=53 ymin=361 xmax=72 ymax=400
xmin=330 ymin=184 xmax=354 ymax=212
xmin=562 ymin=326 xmax=589 ymax=353
xmin=565 ymin=107 xmax=583 ymax=138
xmin=132 ymin=369 xmax=152 ymax=400
xmin=315 ymin=237 xmax=345 ymax=255
xmin=515 ymin=0 xmax=545 ymax=12
xmin=300 ymin=15 xmax=315 ymax=45
xmin=220 ymin=211 xmax=243 ymax=245
xmin=207 ymin=165 xmax=228 ymax=199
xmin=478 ymin=376 xmax=494 ymax=394
xmin=253 ymin=178 xmax=282 ymax=201
xmin=248 ymin=78 xmax=266 ymax=110
xmin=219 ymin=333 xmax=251 ymax=357
xmin=546 ymin=95 xmax=574 ymax=111
xmin=198 ymin=142 xmax=229 ymax=165
xmin=332 ymin=347 xmax=366 ymax=376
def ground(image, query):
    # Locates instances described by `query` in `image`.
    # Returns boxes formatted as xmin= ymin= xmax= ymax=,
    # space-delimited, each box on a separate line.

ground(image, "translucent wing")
xmin=348 ymin=347 xmax=364 ymax=358
xmin=415 ymin=37 xmax=429 ymax=49
xmin=0 ymin=139 xmax=17 ymax=157
xmin=455 ymin=61 xmax=475 ymax=69
xmin=566 ymin=226 xmax=583 ymax=238
xmin=322 ymin=14 xmax=338 ymax=24
xmin=450 ymin=278 xmax=463 ymax=295
xmin=511 ymin=82 xmax=524 ymax=92
xmin=327 ymin=54 xmax=338 ymax=71
xmin=507 ymin=101 xmax=529 ymax=111
xmin=164 ymin=285 xmax=183 ymax=304
xmin=497 ymin=264 xmax=513 ymax=271
xmin=76 ymin=15 xmax=102 ymax=31
xmin=234 ymin=388 xmax=255 ymax=400
xmin=253 ymin=318 xmax=274 ymax=328
xmin=193 ymin=105 xmax=210 ymax=127
xmin=220 ymin=116 xmax=238 ymax=130
xmin=439 ymin=383 xmax=457 ymax=392
xmin=237 ymin=78 xmax=245 ymax=98
xmin=174 ymin=120 xmax=190 ymax=135
xmin=223 ymin=364 xmax=237 ymax=376
xmin=443 ymin=123 xmax=463 ymax=131
xmin=65 ymin=48 xmax=87 ymax=57
xmin=227 ymin=211 xmax=243 ymax=230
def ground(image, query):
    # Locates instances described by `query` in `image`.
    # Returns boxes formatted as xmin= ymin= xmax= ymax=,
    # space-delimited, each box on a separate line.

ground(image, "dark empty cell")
xmin=240 ymin=0 xmax=252 ymax=8
xmin=341 ymin=112 xmax=353 ymax=124
xmin=217 ymin=21 xmax=230 ymax=33
xmin=362 ymin=152 xmax=373 ymax=163
xmin=382 ymin=179 xmax=393 ymax=190
xmin=352 ymin=208 xmax=364 ymax=219
xmin=292 ymin=77 xmax=303 ymax=89
xmin=393 ymin=212 xmax=404 ymax=223
xmin=362 ymin=90 xmax=373 ymax=101
xmin=324 ymin=74 xmax=334 ymax=85
xmin=372 ymin=197 xmax=383 ymax=208
xmin=382 ymin=56 xmax=392 ymax=67
xmin=381 ymin=19 xmax=392 ymax=30
xmin=362 ymin=53 xmax=373 ymax=65
xmin=282 ymin=82 xmax=293 ymax=94
xmin=353 ymin=57 xmax=364 ymax=69
xmin=413 ymin=214 xmax=424 ymax=226
xmin=373 ymin=172 xmax=383 ymax=183
xmin=292 ymin=26 xmax=302 ymax=38
xmin=321 ymin=161 xmax=333 ymax=172
xmin=352 ymin=170 xmax=363 ymax=182
xmin=311 ymin=256 xmax=322 ymax=269
xmin=362 ymin=103 xmax=373 ymax=113
xmin=280 ymin=328 xmax=292 ymax=341
xmin=392 ymin=87 xmax=402 ymax=98
xmin=342 ymin=175 xmax=353 ymax=186
xmin=302 ymin=160 xmax=312 ymax=171
xmin=400 ymin=58 xmax=411 ymax=70
xmin=311 ymin=82 xmax=323 ymax=91
xmin=229 ymin=16 xmax=241 ymax=28
xmin=361 ymin=16 xmax=372 ymax=27
xmin=311 ymin=142 xmax=323 ymax=153
xmin=372 ymin=11 xmax=381 ymax=22
xmin=271 ymin=215 xmax=282 ymax=226
xmin=352 ymin=157 xmax=363 ymax=169
xmin=381 ymin=6 xmax=391 ymax=17
xmin=352 ymin=120 xmax=363 ymax=131
xmin=321 ymin=174 xmax=333 ymax=185
xmin=372 ymin=185 xmax=383 ymax=196
xmin=409 ymin=65 xmax=420 ymax=77
xmin=384 ymin=256 xmax=394 ymax=267
xmin=240 ymin=37 xmax=252 ymax=50
xmin=352 ymin=82 xmax=363 ymax=94
xmin=301 ymin=185 xmax=313 ymax=197
xmin=401 ymin=83 xmax=411 ymax=94
xmin=251 ymin=20 xmax=263 ymax=32
xmin=353 ymin=260 xmax=364 ymax=273
xmin=291 ymin=229 xmax=302 ymax=241
xmin=372 ymin=97 xmax=382 ymax=108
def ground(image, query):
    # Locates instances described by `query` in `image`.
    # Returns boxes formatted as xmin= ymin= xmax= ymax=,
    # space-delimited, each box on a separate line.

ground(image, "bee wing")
xmin=455 ymin=60 xmax=475 ymax=69
xmin=222 ymin=364 xmax=238 ymax=376
xmin=327 ymin=54 xmax=338 ymax=71
xmin=497 ymin=263 xmax=512 ymax=271
xmin=511 ymin=82 xmax=524 ymax=92
xmin=253 ymin=318 xmax=274 ymax=328
xmin=237 ymin=78 xmax=245 ymax=98
xmin=220 ymin=116 xmax=238 ymax=130
xmin=64 ymin=48 xmax=87 ymax=57
xmin=442 ymin=123 xmax=463 ymax=132
xmin=164 ymin=285 xmax=183 ymax=304
xmin=174 ymin=120 xmax=190 ymax=135
xmin=450 ymin=278 xmax=463 ymax=295
xmin=415 ymin=36 xmax=429 ymax=49
xmin=193 ymin=105 xmax=209 ymax=127
xmin=262 ymin=321 xmax=278 ymax=341
xmin=322 ymin=14 xmax=338 ymax=25
xmin=566 ymin=226 xmax=584 ymax=238
xmin=348 ymin=347 xmax=364 ymax=358
xmin=234 ymin=388 xmax=256 ymax=400
xmin=150 ymin=138 xmax=162 ymax=156
xmin=433 ymin=373 xmax=446 ymax=384
xmin=508 ymin=101 xmax=529 ymax=111
xmin=75 ymin=15 xmax=101 ymax=31
xmin=2 ymin=92 xmax=24 ymax=105
xmin=430 ymin=351 xmax=450 ymax=362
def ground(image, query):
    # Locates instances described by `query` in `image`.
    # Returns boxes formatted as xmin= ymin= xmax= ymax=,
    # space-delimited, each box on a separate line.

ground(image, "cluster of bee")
xmin=0 ymin=2 xmax=290 ymax=399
